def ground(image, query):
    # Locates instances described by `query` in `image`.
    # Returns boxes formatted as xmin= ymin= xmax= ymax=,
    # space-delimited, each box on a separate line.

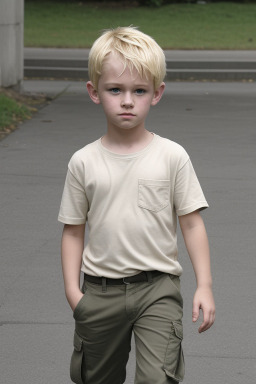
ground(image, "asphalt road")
xmin=1 ymin=80 xmax=255 ymax=384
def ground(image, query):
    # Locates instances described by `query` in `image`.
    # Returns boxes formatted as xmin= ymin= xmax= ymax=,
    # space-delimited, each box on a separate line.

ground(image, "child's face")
xmin=87 ymin=54 xmax=165 ymax=132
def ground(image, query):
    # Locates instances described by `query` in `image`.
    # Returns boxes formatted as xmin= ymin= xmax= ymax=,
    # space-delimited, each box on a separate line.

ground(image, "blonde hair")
xmin=88 ymin=26 xmax=166 ymax=90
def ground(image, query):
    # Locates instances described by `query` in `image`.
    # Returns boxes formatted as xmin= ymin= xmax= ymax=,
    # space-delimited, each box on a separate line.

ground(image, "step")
xmin=24 ymin=58 xmax=256 ymax=81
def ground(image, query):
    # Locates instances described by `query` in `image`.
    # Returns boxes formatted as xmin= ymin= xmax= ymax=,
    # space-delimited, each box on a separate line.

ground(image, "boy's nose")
xmin=121 ymin=93 xmax=134 ymax=108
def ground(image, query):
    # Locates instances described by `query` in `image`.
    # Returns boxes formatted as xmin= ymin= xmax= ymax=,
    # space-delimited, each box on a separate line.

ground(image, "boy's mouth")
xmin=119 ymin=113 xmax=135 ymax=117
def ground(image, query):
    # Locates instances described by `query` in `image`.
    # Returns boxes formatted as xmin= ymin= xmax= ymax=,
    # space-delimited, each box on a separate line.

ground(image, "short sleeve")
xmin=58 ymin=159 xmax=89 ymax=225
xmin=174 ymin=158 xmax=208 ymax=216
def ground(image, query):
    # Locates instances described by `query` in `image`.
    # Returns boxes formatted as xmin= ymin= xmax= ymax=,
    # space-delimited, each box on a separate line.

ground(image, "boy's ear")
xmin=151 ymin=82 xmax=165 ymax=106
xmin=86 ymin=81 xmax=101 ymax=104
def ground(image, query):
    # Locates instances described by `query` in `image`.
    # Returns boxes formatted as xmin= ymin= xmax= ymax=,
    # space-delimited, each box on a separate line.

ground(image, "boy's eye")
xmin=135 ymin=89 xmax=146 ymax=95
xmin=109 ymin=88 xmax=121 ymax=94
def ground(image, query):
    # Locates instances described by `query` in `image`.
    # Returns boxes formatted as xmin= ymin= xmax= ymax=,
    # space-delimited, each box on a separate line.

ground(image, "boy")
xmin=58 ymin=27 xmax=215 ymax=384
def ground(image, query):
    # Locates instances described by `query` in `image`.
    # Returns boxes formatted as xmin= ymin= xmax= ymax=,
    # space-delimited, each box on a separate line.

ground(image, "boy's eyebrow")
xmin=104 ymin=82 xmax=150 ymax=87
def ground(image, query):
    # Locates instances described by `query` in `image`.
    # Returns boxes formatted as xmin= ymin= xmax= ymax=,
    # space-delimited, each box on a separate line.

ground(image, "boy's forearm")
xmin=179 ymin=211 xmax=212 ymax=287
xmin=61 ymin=224 xmax=85 ymax=306
xmin=184 ymin=227 xmax=212 ymax=288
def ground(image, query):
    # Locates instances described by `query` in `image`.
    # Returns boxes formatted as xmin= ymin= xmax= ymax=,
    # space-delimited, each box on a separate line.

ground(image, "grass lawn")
xmin=0 ymin=88 xmax=48 ymax=141
xmin=0 ymin=93 xmax=30 ymax=134
xmin=24 ymin=1 xmax=256 ymax=49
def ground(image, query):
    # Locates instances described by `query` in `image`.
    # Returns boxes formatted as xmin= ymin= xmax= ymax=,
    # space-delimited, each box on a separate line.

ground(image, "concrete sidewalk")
xmin=24 ymin=47 xmax=256 ymax=81
xmin=1 ymin=79 xmax=256 ymax=383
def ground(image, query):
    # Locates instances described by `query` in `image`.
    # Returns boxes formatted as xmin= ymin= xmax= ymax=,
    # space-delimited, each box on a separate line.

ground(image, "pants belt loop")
xmin=146 ymin=271 xmax=153 ymax=284
xmin=102 ymin=277 xmax=107 ymax=293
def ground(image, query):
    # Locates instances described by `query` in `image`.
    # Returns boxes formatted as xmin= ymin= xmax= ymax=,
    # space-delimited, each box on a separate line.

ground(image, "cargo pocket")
xmin=138 ymin=179 xmax=170 ymax=212
xmin=163 ymin=321 xmax=185 ymax=382
xmin=70 ymin=331 xmax=85 ymax=384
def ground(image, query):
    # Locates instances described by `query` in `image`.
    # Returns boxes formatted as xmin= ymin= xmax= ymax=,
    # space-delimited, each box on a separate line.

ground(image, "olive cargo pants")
xmin=70 ymin=272 xmax=184 ymax=384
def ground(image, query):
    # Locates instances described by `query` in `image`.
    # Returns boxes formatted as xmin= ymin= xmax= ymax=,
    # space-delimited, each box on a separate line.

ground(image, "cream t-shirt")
xmin=58 ymin=134 xmax=208 ymax=278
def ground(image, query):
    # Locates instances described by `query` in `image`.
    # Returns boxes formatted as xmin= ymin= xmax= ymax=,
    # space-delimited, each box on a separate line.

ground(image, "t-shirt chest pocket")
xmin=138 ymin=179 xmax=170 ymax=212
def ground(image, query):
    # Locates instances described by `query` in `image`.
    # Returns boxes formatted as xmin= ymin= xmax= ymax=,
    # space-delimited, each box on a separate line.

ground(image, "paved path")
xmin=1 ymin=80 xmax=256 ymax=383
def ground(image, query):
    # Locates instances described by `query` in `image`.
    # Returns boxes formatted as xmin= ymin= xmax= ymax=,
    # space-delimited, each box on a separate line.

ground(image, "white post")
xmin=0 ymin=0 xmax=24 ymax=89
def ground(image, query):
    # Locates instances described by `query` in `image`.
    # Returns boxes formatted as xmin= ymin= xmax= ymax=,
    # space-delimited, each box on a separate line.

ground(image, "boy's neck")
xmin=101 ymin=128 xmax=154 ymax=155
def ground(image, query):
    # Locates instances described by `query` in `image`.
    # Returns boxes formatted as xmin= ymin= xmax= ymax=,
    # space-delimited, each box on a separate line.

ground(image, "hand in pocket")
xmin=68 ymin=290 xmax=84 ymax=312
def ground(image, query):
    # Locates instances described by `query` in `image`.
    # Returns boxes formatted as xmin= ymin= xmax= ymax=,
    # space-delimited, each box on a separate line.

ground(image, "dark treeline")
xmin=27 ymin=0 xmax=256 ymax=4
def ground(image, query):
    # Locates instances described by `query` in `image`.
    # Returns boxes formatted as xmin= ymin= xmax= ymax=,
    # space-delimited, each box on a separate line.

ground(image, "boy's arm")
xmin=179 ymin=210 xmax=215 ymax=333
xmin=61 ymin=223 xmax=85 ymax=311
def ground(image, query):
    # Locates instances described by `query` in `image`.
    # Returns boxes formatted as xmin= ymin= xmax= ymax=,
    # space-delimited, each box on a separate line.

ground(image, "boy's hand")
xmin=192 ymin=286 xmax=215 ymax=333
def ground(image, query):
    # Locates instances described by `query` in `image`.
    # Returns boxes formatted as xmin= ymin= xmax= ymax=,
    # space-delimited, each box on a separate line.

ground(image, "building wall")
xmin=0 ymin=0 xmax=24 ymax=88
